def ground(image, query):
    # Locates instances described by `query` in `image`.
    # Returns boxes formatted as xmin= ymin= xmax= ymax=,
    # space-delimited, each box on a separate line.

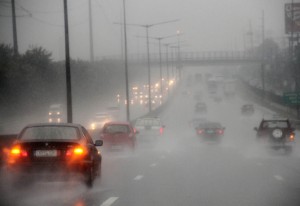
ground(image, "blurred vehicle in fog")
xmin=195 ymin=102 xmax=207 ymax=114
xmin=100 ymin=122 xmax=136 ymax=151
xmin=89 ymin=112 xmax=112 ymax=131
xmin=48 ymin=104 xmax=63 ymax=123
xmin=134 ymin=117 xmax=165 ymax=139
xmin=195 ymin=121 xmax=225 ymax=141
xmin=6 ymin=123 xmax=103 ymax=188
xmin=254 ymin=119 xmax=295 ymax=154
xmin=241 ymin=104 xmax=255 ymax=115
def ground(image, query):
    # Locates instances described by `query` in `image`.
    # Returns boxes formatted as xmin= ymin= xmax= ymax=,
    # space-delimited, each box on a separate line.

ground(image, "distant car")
xmin=100 ymin=122 xmax=137 ymax=151
xmin=6 ymin=123 xmax=103 ymax=188
xmin=254 ymin=119 xmax=295 ymax=153
xmin=90 ymin=113 xmax=112 ymax=131
xmin=134 ymin=117 xmax=165 ymax=138
xmin=241 ymin=104 xmax=254 ymax=115
xmin=48 ymin=104 xmax=63 ymax=123
xmin=196 ymin=122 xmax=225 ymax=140
xmin=195 ymin=102 xmax=207 ymax=114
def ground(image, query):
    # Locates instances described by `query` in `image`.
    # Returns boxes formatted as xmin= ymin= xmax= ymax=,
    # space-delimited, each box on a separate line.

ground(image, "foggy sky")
xmin=0 ymin=0 xmax=294 ymax=60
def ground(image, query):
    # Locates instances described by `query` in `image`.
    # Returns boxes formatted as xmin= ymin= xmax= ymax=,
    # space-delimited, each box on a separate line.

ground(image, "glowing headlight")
xmin=57 ymin=118 xmax=61 ymax=123
xmin=49 ymin=118 xmax=53 ymax=122
xmin=49 ymin=112 xmax=52 ymax=115
xmin=57 ymin=112 xmax=60 ymax=115
xmin=91 ymin=123 xmax=96 ymax=130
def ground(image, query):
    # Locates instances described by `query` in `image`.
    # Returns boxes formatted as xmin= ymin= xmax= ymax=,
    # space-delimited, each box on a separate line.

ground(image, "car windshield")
xmin=103 ymin=125 xmax=130 ymax=134
xmin=21 ymin=126 xmax=79 ymax=140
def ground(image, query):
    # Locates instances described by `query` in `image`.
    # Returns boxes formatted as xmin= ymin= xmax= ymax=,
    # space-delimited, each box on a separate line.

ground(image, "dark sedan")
xmin=6 ymin=123 xmax=103 ymax=188
xmin=196 ymin=122 xmax=225 ymax=140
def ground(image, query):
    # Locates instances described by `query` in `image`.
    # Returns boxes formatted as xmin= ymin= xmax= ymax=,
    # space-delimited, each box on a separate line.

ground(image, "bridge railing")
xmin=102 ymin=51 xmax=260 ymax=63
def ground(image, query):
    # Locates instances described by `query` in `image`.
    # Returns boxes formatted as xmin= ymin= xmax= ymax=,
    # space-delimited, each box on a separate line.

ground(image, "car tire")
xmin=85 ymin=166 xmax=94 ymax=189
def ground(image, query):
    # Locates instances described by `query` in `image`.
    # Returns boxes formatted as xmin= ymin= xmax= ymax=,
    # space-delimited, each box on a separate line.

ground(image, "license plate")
xmin=35 ymin=150 xmax=58 ymax=157
xmin=207 ymin=130 xmax=214 ymax=134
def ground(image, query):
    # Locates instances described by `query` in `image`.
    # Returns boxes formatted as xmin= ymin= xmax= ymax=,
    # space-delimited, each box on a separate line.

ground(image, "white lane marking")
xmin=150 ymin=163 xmax=157 ymax=167
xmin=134 ymin=175 xmax=144 ymax=181
xmin=274 ymin=175 xmax=284 ymax=181
xmin=100 ymin=197 xmax=119 ymax=206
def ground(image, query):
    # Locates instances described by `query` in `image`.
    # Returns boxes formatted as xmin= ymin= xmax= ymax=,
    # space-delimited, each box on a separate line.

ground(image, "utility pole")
xmin=123 ymin=0 xmax=130 ymax=121
xmin=88 ymin=0 xmax=94 ymax=61
xmin=115 ymin=19 xmax=179 ymax=112
xmin=261 ymin=10 xmax=265 ymax=101
xmin=11 ymin=0 xmax=18 ymax=56
xmin=63 ymin=0 xmax=73 ymax=123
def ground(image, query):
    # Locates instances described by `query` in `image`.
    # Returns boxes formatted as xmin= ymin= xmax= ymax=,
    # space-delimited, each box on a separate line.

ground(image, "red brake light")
xmin=290 ymin=133 xmax=295 ymax=141
xmin=10 ymin=146 xmax=28 ymax=157
xmin=66 ymin=146 xmax=86 ymax=158
xmin=160 ymin=127 xmax=164 ymax=135
xmin=197 ymin=129 xmax=203 ymax=134
xmin=218 ymin=129 xmax=224 ymax=135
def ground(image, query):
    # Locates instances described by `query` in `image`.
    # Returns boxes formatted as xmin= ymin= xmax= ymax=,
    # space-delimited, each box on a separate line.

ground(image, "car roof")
xmin=199 ymin=122 xmax=222 ymax=127
xmin=104 ymin=121 xmax=131 ymax=126
xmin=261 ymin=119 xmax=289 ymax=122
xmin=24 ymin=123 xmax=82 ymax=128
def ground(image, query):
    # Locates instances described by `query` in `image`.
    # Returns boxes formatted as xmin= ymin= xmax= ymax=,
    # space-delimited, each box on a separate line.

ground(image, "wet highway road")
xmin=1 ymin=67 xmax=300 ymax=206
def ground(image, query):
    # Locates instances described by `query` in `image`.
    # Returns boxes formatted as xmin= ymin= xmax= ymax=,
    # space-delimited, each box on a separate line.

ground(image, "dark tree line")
xmin=0 ymin=44 xmax=125 ymax=119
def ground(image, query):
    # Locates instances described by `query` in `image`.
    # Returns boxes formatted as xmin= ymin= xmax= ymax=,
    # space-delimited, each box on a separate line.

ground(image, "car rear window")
xmin=21 ymin=126 xmax=79 ymax=140
xmin=200 ymin=122 xmax=222 ymax=128
xmin=262 ymin=121 xmax=288 ymax=128
xmin=103 ymin=124 xmax=130 ymax=134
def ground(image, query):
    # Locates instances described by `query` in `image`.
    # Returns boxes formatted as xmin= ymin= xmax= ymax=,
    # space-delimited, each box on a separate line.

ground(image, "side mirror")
xmin=254 ymin=127 xmax=258 ymax=131
xmin=94 ymin=140 xmax=103 ymax=146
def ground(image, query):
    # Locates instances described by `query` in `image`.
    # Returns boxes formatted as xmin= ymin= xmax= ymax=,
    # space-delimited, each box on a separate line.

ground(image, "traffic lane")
xmin=0 ymin=167 xmax=113 ymax=206
xmin=108 ymin=135 xmax=300 ymax=206
xmin=0 ymin=139 xmax=171 ymax=206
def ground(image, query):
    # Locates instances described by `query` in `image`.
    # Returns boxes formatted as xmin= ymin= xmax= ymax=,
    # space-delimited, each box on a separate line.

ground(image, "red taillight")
xmin=10 ymin=146 xmax=28 ymax=157
xmin=66 ymin=146 xmax=86 ymax=158
xmin=290 ymin=133 xmax=295 ymax=141
xmin=218 ymin=129 xmax=224 ymax=135
xmin=197 ymin=129 xmax=203 ymax=134
xmin=160 ymin=127 xmax=164 ymax=135
xmin=8 ymin=146 xmax=28 ymax=164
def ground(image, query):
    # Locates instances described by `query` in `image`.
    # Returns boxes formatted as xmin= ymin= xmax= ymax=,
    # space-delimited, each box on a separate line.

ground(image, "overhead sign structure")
xmin=285 ymin=3 xmax=300 ymax=34
xmin=283 ymin=92 xmax=300 ymax=105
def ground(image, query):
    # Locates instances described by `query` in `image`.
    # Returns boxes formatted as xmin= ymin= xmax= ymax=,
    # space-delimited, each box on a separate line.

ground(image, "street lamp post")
xmin=122 ymin=0 xmax=130 ymax=121
xmin=138 ymin=34 xmax=177 ymax=97
xmin=118 ymin=19 xmax=179 ymax=112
